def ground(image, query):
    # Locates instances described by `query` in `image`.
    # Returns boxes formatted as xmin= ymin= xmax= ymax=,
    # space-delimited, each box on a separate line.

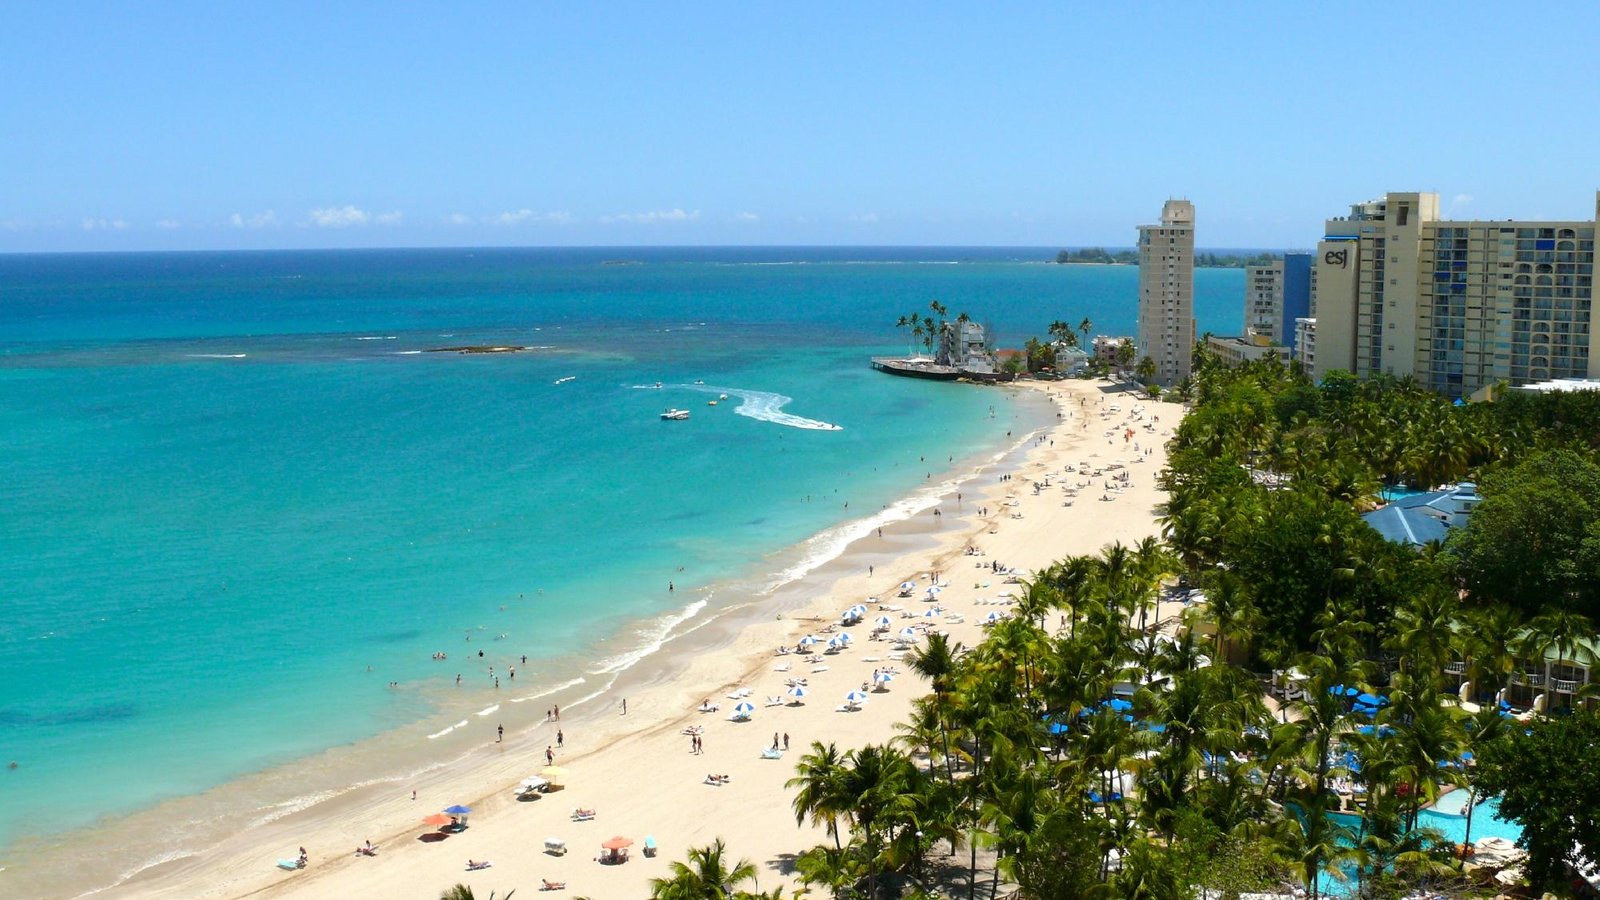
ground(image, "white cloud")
xmin=1452 ymin=193 xmax=1473 ymax=208
xmin=732 ymin=212 xmax=759 ymax=223
xmin=229 ymin=210 xmax=280 ymax=228
xmin=600 ymin=208 xmax=698 ymax=224
xmin=374 ymin=210 xmax=404 ymax=226
xmin=442 ymin=212 xmax=473 ymax=226
xmin=81 ymin=217 xmax=129 ymax=231
xmin=847 ymin=212 xmax=880 ymax=224
xmin=309 ymin=205 xmax=370 ymax=228
xmin=484 ymin=209 xmax=573 ymax=226
xmin=156 ymin=218 xmax=182 ymax=230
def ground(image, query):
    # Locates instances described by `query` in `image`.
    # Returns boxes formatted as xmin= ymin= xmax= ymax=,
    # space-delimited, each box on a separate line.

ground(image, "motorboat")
xmin=707 ymin=400 xmax=718 ymax=406
xmin=661 ymin=408 xmax=690 ymax=421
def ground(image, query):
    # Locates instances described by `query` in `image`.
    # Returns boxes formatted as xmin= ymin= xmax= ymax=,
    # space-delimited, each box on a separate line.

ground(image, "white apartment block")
xmin=1245 ymin=261 xmax=1284 ymax=342
xmin=1136 ymin=199 xmax=1195 ymax=385
xmin=1311 ymin=191 xmax=1600 ymax=398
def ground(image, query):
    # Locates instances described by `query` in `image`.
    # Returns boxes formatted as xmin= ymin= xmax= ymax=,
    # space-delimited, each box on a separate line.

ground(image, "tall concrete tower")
xmin=1137 ymin=199 xmax=1196 ymax=384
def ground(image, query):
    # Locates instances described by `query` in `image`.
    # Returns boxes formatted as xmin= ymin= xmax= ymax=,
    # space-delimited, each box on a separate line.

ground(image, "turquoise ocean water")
xmin=0 ymin=247 xmax=1243 ymax=881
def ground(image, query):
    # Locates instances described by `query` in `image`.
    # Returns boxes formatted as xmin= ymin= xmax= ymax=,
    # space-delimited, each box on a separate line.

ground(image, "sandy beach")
xmin=112 ymin=378 xmax=1183 ymax=900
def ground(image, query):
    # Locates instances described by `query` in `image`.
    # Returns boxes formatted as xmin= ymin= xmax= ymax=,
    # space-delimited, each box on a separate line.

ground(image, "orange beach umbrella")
xmin=601 ymin=836 xmax=633 ymax=850
xmin=422 ymin=813 xmax=453 ymax=827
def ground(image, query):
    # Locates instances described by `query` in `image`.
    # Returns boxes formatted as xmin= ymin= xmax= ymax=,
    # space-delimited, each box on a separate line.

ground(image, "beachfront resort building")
xmin=1137 ymin=199 xmax=1196 ymax=385
xmin=1309 ymin=190 xmax=1600 ymax=399
xmin=1245 ymin=254 xmax=1313 ymax=351
xmin=1203 ymin=333 xmax=1288 ymax=368
xmin=1361 ymin=482 xmax=1482 ymax=548
xmin=1293 ymin=317 xmax=1317 ymax=369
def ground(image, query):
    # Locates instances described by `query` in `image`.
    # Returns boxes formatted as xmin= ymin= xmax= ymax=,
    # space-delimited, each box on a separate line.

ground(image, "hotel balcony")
xmin=1443 ymin=661 xmax=1466 ymax=675
xmin=1511 ymin=672 xmax=1544 ymax=687
xmin=1553 ymin=679 xmax=1580 ymax=694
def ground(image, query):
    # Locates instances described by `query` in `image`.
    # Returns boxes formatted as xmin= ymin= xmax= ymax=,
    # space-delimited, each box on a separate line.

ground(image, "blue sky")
xmin=4 ymin=2 xmax=1598 ymax=252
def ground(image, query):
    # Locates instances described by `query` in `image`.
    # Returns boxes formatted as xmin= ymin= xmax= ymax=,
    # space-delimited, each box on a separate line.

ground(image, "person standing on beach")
xmin=546 ymin=746 xmax=554 ymax=765
xmin=497 ymin=724 xmax=503 ymax=743
xmin=554 ymin=704 xmax=560 ymax=721
xmin=621 ymin=698 xmax=627 ymax=715
xmin=782 ymin=732 xmax=789 ymax=750
xmin=557 ymin=729 xmax=564 ymax=748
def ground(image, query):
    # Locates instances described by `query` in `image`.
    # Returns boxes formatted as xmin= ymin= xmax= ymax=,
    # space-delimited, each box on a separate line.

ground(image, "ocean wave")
xmin=394 ymin=350 xmax=423 ymax=355
xmin=756 ymin=432 xmax=1029 ymax=593
xmin=681 ymin=385 xmax=842 ymax=431
xmin=74 ymin=849 xmax=201 ymax=898
xmin=508 ymin=676 xmax=587 ymax=703
xmin=475 ymin=704 xmax=500 ymax=717
xmin=427 ymin=719 xmax=469 ymax=740
xmin=590 ymin=598 xmax=708 ymax=675
xmin=355 ymin=336 xmax=397 ymax=341
xmin=184 ymin=353 xmax=246 ymax=359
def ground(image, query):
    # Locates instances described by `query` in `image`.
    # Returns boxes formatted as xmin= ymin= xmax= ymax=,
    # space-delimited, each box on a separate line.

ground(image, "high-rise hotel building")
xmin=1244 ymin=253 xmax=1312 ymax=353
xmin=1137 ymin=199 xmax=1196 ymax=384
xmin=1311 ymin=191 xmax=1600 ymax=398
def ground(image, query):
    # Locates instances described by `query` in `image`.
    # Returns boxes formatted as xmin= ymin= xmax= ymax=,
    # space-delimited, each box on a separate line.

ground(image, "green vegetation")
xmin=894 ymin=300 xmax=972 ymax=359
xmin=648 ymin=355 xmax=1600 ymax=899
xmin=1053 ymin=248 xmax=1285 ymax=268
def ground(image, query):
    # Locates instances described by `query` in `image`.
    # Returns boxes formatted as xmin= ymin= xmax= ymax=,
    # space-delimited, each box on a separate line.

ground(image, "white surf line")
xmin=680 ymin=384 xmax=843 ymax=430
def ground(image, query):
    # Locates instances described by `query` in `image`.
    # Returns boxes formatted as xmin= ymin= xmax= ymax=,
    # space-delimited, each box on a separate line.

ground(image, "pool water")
xmin=1316 ymin=793 xmax=1522 ymax=896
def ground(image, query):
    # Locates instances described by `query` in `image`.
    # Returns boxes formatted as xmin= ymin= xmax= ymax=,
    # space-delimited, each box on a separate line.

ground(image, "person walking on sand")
xmin=782 ymin=732 xmax=789 ymax=750
xmin=772 ymin=732 xmax=780 ymax=751
xmin=621 ymin=698 xmax=627 ymax=715
xmin=545 ymin=746 xmax=554 ymax=765
xmin=497 ymin=724 xmax=503 ymax=743
xmin=557 ymin=729 xmax=564 ymax=748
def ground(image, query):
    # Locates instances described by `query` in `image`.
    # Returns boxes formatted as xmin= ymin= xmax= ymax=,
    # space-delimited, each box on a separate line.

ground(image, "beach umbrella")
xmin=826 ymin=636 xmax=844 ymax=650
xmin=898 ymin=627 xmax=919 ymax=640
xmin=899 ymin=581 xmax=916 ymax=590
xmin=422 ymin=813 xmax=452 ymax=827
xmin=873 ymin=671 xmax=893 ymax=684
xmin=874 ymin=615 xmax=892 ymax=628
xmin=540 ymin=765 xmax=569 ymax=784
xmin=601 ymin=835 xmax=634 ymax=851
xmin=798 ymin=634 xmax=817 ymax=647
xmin=787 ymin=685 xmax=808 ymax=699
xmin=443 ymin=804 xmax=472 ymax=815
xmin=983 ymin=611 xmax=1003 ymax=623
xmin=733 ymin=701 xmax=755 ymax=715
xmin=923 ymin=607 xmax=941 ymax=618
xmin=837 ymin=631 xmax=853 ymax=643
xmin=925 ymin=586 xmax=943 ymax=595
xmin=847 ymin=604 xmax=868 ymax=617
xmin=845 ymin=690 xmax=869 ymax=704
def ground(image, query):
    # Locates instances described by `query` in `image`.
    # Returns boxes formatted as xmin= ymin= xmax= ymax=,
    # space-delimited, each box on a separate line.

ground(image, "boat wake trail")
xmin=683 ymin=385 xmax=843 ymax=431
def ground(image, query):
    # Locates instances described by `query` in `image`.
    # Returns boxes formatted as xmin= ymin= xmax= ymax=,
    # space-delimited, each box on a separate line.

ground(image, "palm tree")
xmin=787 ymin=741 xmax=848 ymax=849
xmin=439 ymin=886 xmax=514 ymax=900
xmin=1077 ymin=317 xmax=1093 ymax=348
xmin=834 ymin=744 xmax=917 ymax=900
xmin=908 ymin=632 xmax=964 ymax=784
xmin=649 ymin=838 xmax=759 ymax=899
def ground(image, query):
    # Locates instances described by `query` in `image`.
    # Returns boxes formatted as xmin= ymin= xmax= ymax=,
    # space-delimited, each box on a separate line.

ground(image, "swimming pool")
xmin=1315 ymin=793 xmax=1522 ymax=896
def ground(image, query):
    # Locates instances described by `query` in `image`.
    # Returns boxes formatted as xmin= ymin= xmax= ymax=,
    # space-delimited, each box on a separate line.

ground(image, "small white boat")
xmin=553 ymin=376 xmax=576 ymax=385
xmin=661 ymin=408 xmax=690 ymax=421
xmin=718 ymin=393 xmax=728 ymax=401
xmin=707 ymin=400 xmax=718 ymax=406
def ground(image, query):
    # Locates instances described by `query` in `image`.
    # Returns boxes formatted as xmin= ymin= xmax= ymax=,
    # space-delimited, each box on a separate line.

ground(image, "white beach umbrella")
xmin=837 ymin=632 xmax=853 ymax=644
xmin=826 ymin=636 xmax=845 ymax=650
xmin=798 ymin=635 xmax=818 ymax=647
xmin=923 ymin=607 xmax=942 ymax=618
xmin=733 ymin=701 xmax=755 ymax=715
xmin=874 ymin=615 xmax=892 ymax=628
xmin=898 ymin=627 xmax=920 ymax=640
xmin=899 ymin=581 xmax=916 ymax=591
xmin=787 ymin=685 xmax=808 ymax=699
xmin=847 ymin=604 xmax=868 ymax=617
xmin=874 ymin=671 xmax=894 ymax=684
xmin=925 ymin=586 xmax=943 ymax=595
xmin=845 ymin=690 xmax=869 ymax=704
xmin=984 ymin=611 xmax=1004 ymax=623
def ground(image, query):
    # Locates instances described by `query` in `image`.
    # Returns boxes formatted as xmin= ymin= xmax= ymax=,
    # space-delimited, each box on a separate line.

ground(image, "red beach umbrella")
xmin=601 ymin=836 xmax=633 ymax=850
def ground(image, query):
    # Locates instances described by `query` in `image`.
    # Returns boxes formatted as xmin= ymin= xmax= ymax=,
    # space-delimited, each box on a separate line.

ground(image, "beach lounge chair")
xmin=544 ymin=838 xmax=567 ymax=856
xmin=541 ymin=879 xmax=567 ymax=891
xmin=466 ymin=860 xmax=492 ymax=871
xmin=761 ymin=747 xmax=783 ymax=759
xmin=773 ymin=662 xmax=791 ymax=672
xmin=643 ymin=836 xmax=657 ymax=858
xmin=571 ymin=808 xmax=596 ymax=821
xmin=696 ymin=702 xmax=719 ymax=713
xmin=276 ymin=859 xmax=304 ymax=871
xmin=764 ymin=695 xmax=784 ymax=707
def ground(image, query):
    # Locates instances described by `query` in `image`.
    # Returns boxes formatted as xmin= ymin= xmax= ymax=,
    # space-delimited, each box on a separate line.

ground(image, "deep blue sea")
xmin=0 ymin=247 xmax=1243 ymax=869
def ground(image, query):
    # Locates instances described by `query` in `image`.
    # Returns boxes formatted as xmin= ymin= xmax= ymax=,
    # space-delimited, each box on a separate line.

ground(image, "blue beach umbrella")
xmin=844 ymin=690 xmax=869 ymax=704
xmin=873 ymin=670 xmax=893 ymax=684
xmin=798 ymin=635 xmax=817 ymax=648
xmin=898 ymin=627 xmax=919 ymax=640
xmin=787 ymin=685 xmax=808 ymax=700
xmin=444 ymin=804 xmax=472 ymax=815
xmin=732 ymin=701 xmax=755 ymax=717
xmin=899 ymin=581 xmax=916 ymax=591
xmin=837 ymin=632 xmax=853 ymax=644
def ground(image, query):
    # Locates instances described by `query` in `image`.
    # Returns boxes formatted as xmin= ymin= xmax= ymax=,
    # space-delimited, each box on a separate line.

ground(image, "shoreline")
xmin=116 ymin=377 xmax=1180 ymax=900
xmin=3 ymin=382 xmax=1055 ymax=900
